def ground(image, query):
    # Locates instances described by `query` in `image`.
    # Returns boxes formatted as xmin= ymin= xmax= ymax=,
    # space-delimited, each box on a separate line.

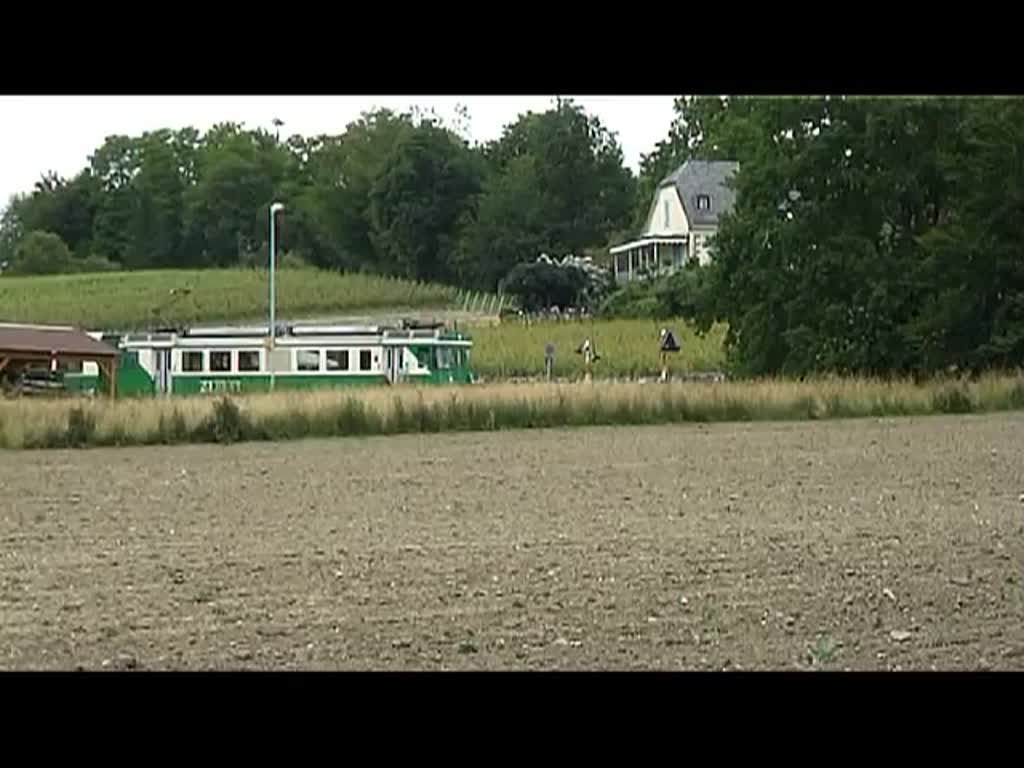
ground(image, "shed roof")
xmin=659 ymin=160 xmax=740 ymax=227
xmin=0 ymin=324 xmax=118 ymax=359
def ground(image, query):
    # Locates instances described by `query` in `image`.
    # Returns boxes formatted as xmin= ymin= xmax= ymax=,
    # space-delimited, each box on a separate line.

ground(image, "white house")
xmin=610 ymin=159 xmax=739 ymax=283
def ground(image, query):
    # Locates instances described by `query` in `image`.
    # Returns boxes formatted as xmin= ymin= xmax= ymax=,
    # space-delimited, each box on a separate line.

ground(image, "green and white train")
xmin=64 ymin=321 xmax=475 ymax=397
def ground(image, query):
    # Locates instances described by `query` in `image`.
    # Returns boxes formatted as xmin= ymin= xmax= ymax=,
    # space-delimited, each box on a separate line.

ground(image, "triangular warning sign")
xmin=660 ymin=329 xmax=681 ymax=352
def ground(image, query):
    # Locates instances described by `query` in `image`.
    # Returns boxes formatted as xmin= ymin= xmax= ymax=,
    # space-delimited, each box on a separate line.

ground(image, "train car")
xmin=63 ymin=321 xmax=474 ymax=397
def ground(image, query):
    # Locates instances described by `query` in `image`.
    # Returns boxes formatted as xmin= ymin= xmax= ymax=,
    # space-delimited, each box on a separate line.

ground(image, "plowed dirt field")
xmin=2 ymin=414 xmax=1023 ymax=670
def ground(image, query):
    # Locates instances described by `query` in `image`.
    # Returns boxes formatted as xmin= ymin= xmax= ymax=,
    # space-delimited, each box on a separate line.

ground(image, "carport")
xmin=0 ymin=323 xmax=119 ymax=398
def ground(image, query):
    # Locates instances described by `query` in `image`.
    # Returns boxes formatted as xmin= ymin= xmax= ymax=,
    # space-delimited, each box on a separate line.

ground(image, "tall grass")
xmin=468 ymin=317 xmax=729 ymax=379
xmin=3 ymin=373 xmax=1023 ymax=450
xmin=0 ymin=267 xmax=460 ymax=329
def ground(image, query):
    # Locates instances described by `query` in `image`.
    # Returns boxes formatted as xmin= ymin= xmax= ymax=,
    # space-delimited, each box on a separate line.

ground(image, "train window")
xmin=359 ymin=350 xmax=372 ymax=371
xmin=434 ymin=347 xmax=455 ymax=370
xmin=326 ymin=350 xmax=349 ymax=371
xmin=297 ymin=349 xmax=321 ymax=372
xmin=182 ymin=351 xmax=204 ymax=372
xmin=210 ymin=351 xmax=231 ymax=372
xmin=238 ymin=350 xmax=261 ymax=372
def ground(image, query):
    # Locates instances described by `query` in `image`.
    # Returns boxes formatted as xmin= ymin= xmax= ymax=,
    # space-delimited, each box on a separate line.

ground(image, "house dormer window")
xmin=696 ymin=194 xmax=711 ymax=211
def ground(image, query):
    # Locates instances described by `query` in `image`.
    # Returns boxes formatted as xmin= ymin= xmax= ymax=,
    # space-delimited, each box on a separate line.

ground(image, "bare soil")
xmin=2 ymin=413 xmax=1023 ymax=671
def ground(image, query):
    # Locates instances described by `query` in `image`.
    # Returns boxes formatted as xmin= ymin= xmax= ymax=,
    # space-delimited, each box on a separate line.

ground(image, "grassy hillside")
xmin=0 ymin=268 xmax=460 ymax=329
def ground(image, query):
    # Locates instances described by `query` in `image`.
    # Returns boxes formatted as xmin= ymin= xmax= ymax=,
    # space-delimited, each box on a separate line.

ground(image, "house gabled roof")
xmin=657 ymin=160 xmax=740 ymax=228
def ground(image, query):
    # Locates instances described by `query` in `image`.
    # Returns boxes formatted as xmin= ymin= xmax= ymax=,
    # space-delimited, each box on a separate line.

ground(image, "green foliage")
xmin=499 ymin=261 xmax=588 ymax=312
xmin=65 ymin=406 xmax=97 ymax=448
xmin=74 ymin=255 xmax=122 ymax=273
xmin=157 ymin=410 xmax=190 ymax=444
xmin=931 ymin=384 xmax=974 ymax=414
xmin=9 ymin=230 xmax=74 ymax=275
xmin=683 ymin=96 xmax=1024 ymax=376
xmin=456 ymin=99 xmax=635 ymax=291
xmin=600 ymin=266 xmax=713 ymax=321
xmin=196 ymin=397 xmax=249 ymax=444
xmin=453 ymin=155 xmax=547 ymax=290
xmin=599 ymin=281 xmax=662 ymax=318
xmin=0 ymin=100 xmax=636 ymax=298
xmin=368 ymin=123 xmax=483 ymax=283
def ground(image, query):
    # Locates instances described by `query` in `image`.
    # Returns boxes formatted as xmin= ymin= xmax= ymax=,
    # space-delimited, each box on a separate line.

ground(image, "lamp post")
xmin=269 ymin=202 xmax=284 ymax=391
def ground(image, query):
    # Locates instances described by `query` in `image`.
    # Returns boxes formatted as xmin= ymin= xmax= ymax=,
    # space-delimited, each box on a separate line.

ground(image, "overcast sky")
xmin=0 ymin=95 xmax=677 ymax=209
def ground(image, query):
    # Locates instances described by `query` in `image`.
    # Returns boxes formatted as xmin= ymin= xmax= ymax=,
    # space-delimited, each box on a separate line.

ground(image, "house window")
xmin=696 ymin=194 xmax=711 ymax=211
xmin=663 ymin=200 xmax=670 ymax=229
xmin=210 ymin=351 xmax=231 ymax=372
xmin=326 ymin=350 xmax=349 ymax=371
xmin=182 ymin=351 xmax=203 ymax=372
xmin=359 ymin=350 xmax=372 ymax=371
xmin=297 ymin=349 xmax=321 ymax=372
xmin=238 ymin=350 xmax=261 ymax=372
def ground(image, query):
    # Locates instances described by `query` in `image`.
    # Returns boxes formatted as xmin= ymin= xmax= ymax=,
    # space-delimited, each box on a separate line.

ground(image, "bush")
xmin=932 ymin=384 xmax=974 ymax=414
xmin=195 ymin=397 xmax=250 ymax=444
xmin=500 ymin=260 xmax=589 ymax=312
xmin=72 ymin=255 xmax=121 ymax=274
xmin=10 ymin=231 xmax=74 ymax=275
xmin=1010 ymin=379 xmax=1024 ymax=409
xmin=239 ymin=248 xmax=310 ymax=270
xmin=65 ymin=406 xmax=97 ymax=448
xmin=157 ymin=410 xmax=190 ymax=444
xmin=599 ymin=282 xmax=662 ymax=318
xmin=599 ymin=265 xmax=711 ymax=321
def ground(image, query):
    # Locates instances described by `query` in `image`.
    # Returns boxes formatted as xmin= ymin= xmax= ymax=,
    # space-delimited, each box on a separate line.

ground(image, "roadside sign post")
xmin=659 ymin=328 xmax=681 ymax=382
xmin=544 ymin=342 xmax=555 ymax=381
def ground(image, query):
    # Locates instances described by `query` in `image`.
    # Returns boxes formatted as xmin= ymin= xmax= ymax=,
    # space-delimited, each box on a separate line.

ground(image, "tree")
xmin=368 ymin=122 xmax=483 ymax=283
xmin=124 ymin=130 xmax=187 ymax=268
xmin=457 ymin=99 xmax=635 ymax=291
xmin=9 ymin=230 xmax=74 ymax=274
xmin=452 ymin=154 xmax=547 ymax=290
xmin=484 ymin=98 xmax=635 ymax=254
xmin=0 ymin=172 xmax=100 ymax=261
xmin=907 ymin=98 xmax=1024 ymax=371
xmin=695 ymin=96 xmax=989 ymax=376
xmin=182 ymin=125 xmax=289 ymax=267
xmin=302 ymin=110 xmax=417 ymax=272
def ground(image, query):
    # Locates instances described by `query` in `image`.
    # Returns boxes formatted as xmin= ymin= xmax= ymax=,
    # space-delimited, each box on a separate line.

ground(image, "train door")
xmin=154 ymin=348 xmax=172 ymax=395
xmin=385 ymin=346 xmax=403 ymax=384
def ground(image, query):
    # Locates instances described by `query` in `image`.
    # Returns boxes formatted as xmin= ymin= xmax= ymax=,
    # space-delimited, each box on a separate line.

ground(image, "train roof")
xmin=118 ymin=319 xmax=471 ymax=346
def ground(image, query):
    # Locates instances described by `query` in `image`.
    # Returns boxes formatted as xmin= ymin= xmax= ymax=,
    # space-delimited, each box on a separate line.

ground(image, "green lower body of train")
xmin=63 ymin=354 xmax=473 ymax=398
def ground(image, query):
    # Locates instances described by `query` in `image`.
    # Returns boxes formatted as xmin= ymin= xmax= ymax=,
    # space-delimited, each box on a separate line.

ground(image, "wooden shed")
xmin=0 ymin=323 xmax=119 ymax=398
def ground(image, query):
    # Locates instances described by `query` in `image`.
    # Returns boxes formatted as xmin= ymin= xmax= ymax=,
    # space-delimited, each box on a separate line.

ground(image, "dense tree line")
xmin=0 ymin=99 xmax=635 ymax=291
xmin=628 ymin=96 xmax=1024 ymax=377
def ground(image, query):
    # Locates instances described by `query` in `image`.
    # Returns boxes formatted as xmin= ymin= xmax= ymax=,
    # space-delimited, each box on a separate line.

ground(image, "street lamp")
xmin=269 ymin=202 xmax=284 ymax=391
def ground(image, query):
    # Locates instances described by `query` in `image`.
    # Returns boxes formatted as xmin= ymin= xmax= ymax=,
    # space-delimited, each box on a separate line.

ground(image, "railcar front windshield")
xmin=434 ymin=346 xmax=458 ymax=370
